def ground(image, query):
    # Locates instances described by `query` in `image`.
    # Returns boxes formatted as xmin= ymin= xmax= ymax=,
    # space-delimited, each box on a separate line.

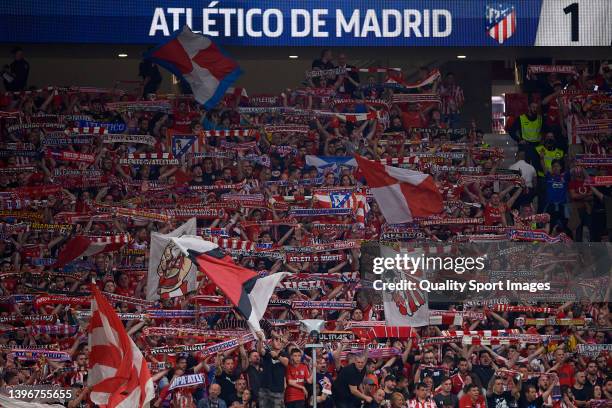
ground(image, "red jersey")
xmin=568 ymin=179 xmax=592 ymax=200
xmin=484 ymin=203 xmax=506 ymax=226
xmin=545 ymin=99 xmax=560 ymax=127
xmin=173 ymin=110 xmax=199 ymax=133
xmin=401 ymin=111 xmax=425 ymax=130
xmin=114 ymin=286 xmax=133 ymax=297
xmin=451 ymin=373 xmax=469 ymax=395
xmin=285 ymin=363 xmax=310 ymax=402
xmin=438 ymin=181 xmax=464 ymax=200
xmin=173 ymin=169 xmax=190 ymax=186
xmin=556 ymin=363 xmax=575 ymax=387
xmin=459 ymin=394 xmax=486 ymax=408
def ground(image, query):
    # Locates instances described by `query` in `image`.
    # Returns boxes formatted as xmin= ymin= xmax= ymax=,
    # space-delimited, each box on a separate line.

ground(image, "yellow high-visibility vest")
xmin=519 ymin=114 xmax=542 ymax=143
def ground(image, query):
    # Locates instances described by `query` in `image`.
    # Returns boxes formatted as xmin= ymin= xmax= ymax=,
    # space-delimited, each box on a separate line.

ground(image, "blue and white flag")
xmin=305 ymin=155 xmax=357 ymax=175
xmin=171 ymin=134 xmax=199 ymax=158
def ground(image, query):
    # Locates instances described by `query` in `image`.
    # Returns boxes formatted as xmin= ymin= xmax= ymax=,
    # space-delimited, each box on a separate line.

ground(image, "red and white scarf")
xmin=491 ymin=305 xmax=555 ymax=314
xmin=264 ymin=124 xmax=309 ymax=134
xmin=202 ymin=129 xmax=258 ymax=138
xmin=526 ymin=65 xmax=577 ymax=79
xmin=64 ymin=126 xmax=108 ymax=135
xmin=103 ymin=134 xmax=156 ymax=145
xmin=46 ymin=150 xmax=95 ymax=164
xmin=419 ymin=217 xmax=484 ymax=226
xmin=105 ymin=100 xmax=172 ymax=112
xmin=585 ymin=176 xmax=612 ymax=186
xmin=385 ymin=69 xmax=440 ymax=89
xmin=392 ymin=93 xmax=441 ymax=104
xmin=119 ymin=153 xmax=178 ymax=165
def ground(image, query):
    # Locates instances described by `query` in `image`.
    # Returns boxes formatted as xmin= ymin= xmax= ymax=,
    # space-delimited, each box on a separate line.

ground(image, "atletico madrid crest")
xmin=486 ymin=3 xmax=516 ymax=44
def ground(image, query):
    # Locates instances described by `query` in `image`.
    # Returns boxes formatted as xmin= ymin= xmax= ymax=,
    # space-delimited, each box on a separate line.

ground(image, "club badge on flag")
xmin=313 ymin=191 xmax=369 ymax=227
xmin=381 ymin=245 xmax=430 ymax=327
xmin=330 ymin=192 xmax=351 ymax=208
xmin=147 ymin=25 xmax=242 ymax=109
xmin=485 ymin=3 xmax=516 ymax=44
xmin=170 ymin=133 xmax=200 ymax=158
xmin=146 ymin=218 xmax=198 ymax=301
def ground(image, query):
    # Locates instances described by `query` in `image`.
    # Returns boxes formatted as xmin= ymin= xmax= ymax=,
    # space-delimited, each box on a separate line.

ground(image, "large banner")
xmin=0 ymin=0 xmax=610 ymax=46
xmin=146 ymin=218 xmax=198 ymax=301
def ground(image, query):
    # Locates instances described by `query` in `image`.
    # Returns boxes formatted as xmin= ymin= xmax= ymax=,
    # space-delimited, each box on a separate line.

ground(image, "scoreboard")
xmin=534 ymin=0 xmax=611 ymax=46
xmin=0 ymin=0 xmax=610 ymax=46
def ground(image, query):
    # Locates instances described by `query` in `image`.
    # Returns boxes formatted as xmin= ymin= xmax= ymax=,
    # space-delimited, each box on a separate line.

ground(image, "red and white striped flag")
xmin=88 ymin=283 xmax=155 ymax=408
xmin=355 ymin=155 xmax=443 ymax=224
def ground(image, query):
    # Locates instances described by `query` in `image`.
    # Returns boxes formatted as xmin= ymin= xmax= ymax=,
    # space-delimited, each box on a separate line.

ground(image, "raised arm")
xmin=540 ymin=374 xmax=557 ymax=402
xmin=506 ymin=186 xmax=523 ymax=209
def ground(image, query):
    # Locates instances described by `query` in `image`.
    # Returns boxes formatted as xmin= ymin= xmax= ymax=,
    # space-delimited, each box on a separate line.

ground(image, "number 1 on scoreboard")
xmin=563 ymin=2 xmax=579 ymax=42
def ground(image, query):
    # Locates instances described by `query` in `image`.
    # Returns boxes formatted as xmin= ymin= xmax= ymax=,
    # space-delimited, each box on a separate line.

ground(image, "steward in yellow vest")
xmin=509 ymin=102 xmax=543 ymax=145
xmin=519 ymin=113 xmax=543 ymax=143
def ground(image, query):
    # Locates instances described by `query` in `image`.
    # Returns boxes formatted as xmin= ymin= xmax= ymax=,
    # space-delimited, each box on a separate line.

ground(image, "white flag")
xmin=381 ymin=245 xmax=430 ymax=327
xmin=146 ymin=218 xmax=198 ymax=300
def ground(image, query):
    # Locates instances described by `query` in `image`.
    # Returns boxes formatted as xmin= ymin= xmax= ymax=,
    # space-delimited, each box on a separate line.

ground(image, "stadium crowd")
xmin=0 ymin=48 xmax=610 ymax=408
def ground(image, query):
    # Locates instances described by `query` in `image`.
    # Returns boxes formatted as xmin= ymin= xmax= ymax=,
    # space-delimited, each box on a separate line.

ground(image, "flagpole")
xmin=306 ymin=343 xmax=324 ymax=408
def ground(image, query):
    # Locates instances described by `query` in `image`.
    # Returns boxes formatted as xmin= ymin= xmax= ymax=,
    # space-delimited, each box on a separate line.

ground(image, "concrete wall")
xmin=17 ymin=57 xmax=153 ymax=91
xmin=234 ymin=59 xmax=313 ymax=93
xmin=439 ymin=60 xmax=493 ymax=132
xmin=20 ymin=56 xmax=316 ymax=94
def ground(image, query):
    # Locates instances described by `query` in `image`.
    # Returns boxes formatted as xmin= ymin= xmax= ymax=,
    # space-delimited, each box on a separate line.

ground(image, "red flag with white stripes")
xmin=88 ymin=283 xmax=154 ymax=408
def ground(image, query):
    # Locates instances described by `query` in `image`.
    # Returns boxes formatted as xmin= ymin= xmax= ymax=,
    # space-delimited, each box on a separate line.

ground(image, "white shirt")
xmin=509 ymin=160 xmax=536 ymax=188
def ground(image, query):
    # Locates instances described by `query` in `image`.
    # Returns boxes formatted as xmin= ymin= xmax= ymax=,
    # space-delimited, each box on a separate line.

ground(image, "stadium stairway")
xmin=484 ymin=132 xmax=517 ymax=168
